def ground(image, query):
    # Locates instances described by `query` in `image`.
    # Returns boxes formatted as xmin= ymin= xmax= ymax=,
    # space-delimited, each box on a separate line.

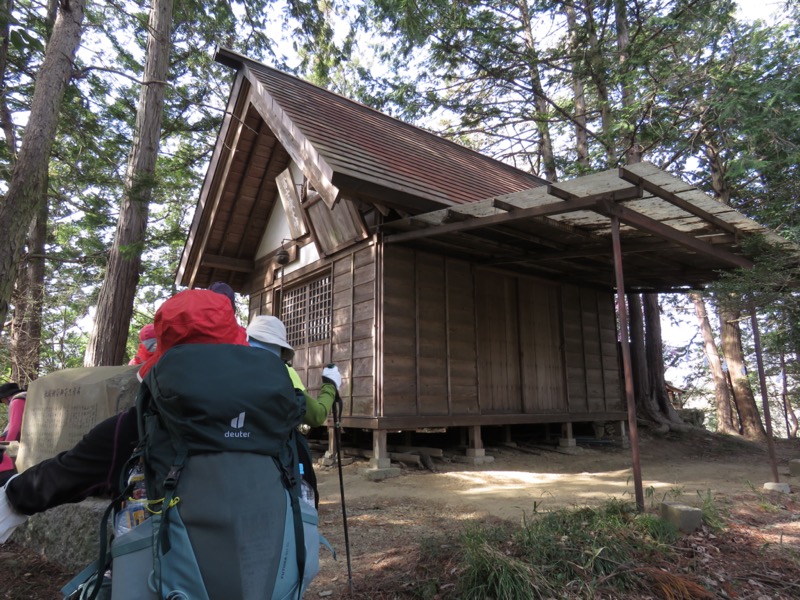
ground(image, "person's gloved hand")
xmin=0 ymin=477 xmax=28 ymax=543
xmin=321 ymin=364 xmax=342 ymax=391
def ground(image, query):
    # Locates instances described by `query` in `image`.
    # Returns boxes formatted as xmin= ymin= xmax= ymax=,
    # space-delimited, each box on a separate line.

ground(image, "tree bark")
xmin=564 ymin=0 xmax=589 ymax=167
xmin=643 ymin=293 xmax=682 ymax=423
xmin=717 ymin=303 xmax=766 ymax=441
xmin=582 ymin=0 xmax=613 ymax=165
xmin=614 ymin=0 xmax=641 ymax=164
xmin=10 ymin=198 xmax=47 ymax=384
xmin=0 ymin=0 xmax=85 ymax=332
xmin=518 ymin=0 xmax=557 ymax=181
xmin=691 ymin=293 xmax=737 ymax=434
xmin=628 ymin=293 xmax=666 ymax=424
xmin=84 ymin=0 xmax=174 ymax=366
xmin=781 ymin=350 xmax=798 ymax=438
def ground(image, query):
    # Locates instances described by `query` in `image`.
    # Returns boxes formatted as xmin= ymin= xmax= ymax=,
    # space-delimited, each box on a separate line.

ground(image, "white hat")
xmin=247 ymin=315 xmax=294 ymax=360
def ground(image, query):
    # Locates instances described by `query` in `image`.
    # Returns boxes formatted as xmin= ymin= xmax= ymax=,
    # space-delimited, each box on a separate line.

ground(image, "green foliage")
xmin=2 ymin=0 xmax=353 ymax=372
xmin=697 ymin=489 xmax=725 ymax=531
xmin=444 ymin=500 xmax=681 ymax=599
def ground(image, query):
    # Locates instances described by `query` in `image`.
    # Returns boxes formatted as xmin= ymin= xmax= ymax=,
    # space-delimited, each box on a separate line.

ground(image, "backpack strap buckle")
xmin=163 ymin=466 xmax=182 ymax=491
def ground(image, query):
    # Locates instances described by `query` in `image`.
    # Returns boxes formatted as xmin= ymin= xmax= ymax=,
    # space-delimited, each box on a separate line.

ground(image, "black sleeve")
xmin=5 ymin=407 xmax=139 ymax=515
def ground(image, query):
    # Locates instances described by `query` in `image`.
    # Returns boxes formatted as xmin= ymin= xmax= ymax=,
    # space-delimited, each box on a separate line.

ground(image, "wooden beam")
xmin=618 ymin=166 xmax=739 ymax=237
xmin=244 ymin=66 xmax=341 ymax=208
xmin=385 ymin=196 xmax=603 ymax=244
xmin=181 ymin=75 xmax=250 ymax=288
xmin=597 ymin=199 xmax=753 ymax=269
xmin=547 ymin=182 xmax=642 ymax=203
xmin=492 ymin=199 xmax=518 ymax=212
xmin=200 ymin=254 xmax=255 ymax=272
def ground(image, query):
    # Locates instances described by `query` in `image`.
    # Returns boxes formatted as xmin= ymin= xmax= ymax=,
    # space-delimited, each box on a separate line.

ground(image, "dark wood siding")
xmin=417 ymin=254 xmax=449 ymax=415
xmin=475 ymin=271 xmax=522 ymax=414
xmin=518 ymin=279 xmax=565 ymax=413
xmin=250 ymin=242 xmax=621 ymax=426
xmin=380 ymin=247 xmax=624 ymax=422
xmin=248 ymin=241 xmax=376 ymax=418
xmin=561 ymin=285 xmax=623 ymax=414
xmin=446 ymin=261 xmax=479 ymax=414
xmin=382 ymin=247 xmax=418 ymax=416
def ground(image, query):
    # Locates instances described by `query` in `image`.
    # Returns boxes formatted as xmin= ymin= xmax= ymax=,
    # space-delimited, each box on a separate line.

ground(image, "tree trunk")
xmin=564 ymin=0 xmax=589 ymax=167
xmin=628 ymin=293 xmax=666 ymax=425
xmin=518 ymin=0 xmax=557 ymax=181
xmin=84 ymin=0 xmax=174 ymax=366
xmin=10 ymin=198 xmax=47 ymax=384
xmin=0 ymin=0 xmax=18 ymax=163
xmin=581 ymin=0 xmax=614 ymax=165
xmin=643 ymin=293 xmax=682 ymax=423
xmin=691 ymin=293 xmax=737 ymax=434
xmin=0 ymin=0 xmax=85 ymax=332
xmin=717 ymin=303 xmax=766 ymax=441
xmin=780 ymin=350 xmax=797 ymax=438
xmin=614 ymin=0 xmax=641 ymax=164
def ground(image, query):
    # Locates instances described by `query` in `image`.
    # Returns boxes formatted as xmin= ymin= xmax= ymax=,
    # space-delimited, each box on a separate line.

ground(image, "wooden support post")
xmin=559 ymin=422 xmax=576 ymax=447
xmin=611 ymin=216 xmax=645 ymax=511
xmin=466 ymin=425 xmax=485 ymax=457
xmin=327 ymin=426 xmax=335 ymax=456
xmin=371 ymin=429 xmax=391 ymax=469
xmin=502 ymin=425 xmax=514 ymax=446
xmin=614 ymin=420 xmax=630 ymax=448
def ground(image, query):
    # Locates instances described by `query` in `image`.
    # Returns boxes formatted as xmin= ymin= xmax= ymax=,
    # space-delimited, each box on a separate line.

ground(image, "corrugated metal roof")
xmin=236 ymin=52 xmax=547 ymax=206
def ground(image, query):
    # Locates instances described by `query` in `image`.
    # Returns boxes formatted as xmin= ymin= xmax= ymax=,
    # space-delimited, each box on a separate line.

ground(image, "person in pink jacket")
xmin=0 ymin=383 xmax=26 ymax=486
xmin=0 ymin=383 xmax=26 ymax=443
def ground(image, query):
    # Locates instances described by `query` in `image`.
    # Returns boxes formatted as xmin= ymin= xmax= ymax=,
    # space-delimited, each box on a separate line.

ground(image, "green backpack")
xmin=67 ymin=344 xmax=325 ymax=600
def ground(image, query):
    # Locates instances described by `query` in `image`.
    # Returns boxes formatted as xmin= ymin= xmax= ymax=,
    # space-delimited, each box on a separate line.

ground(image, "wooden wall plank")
xmin=417 ymin=254 xmax=449 ymax=415
xmin=518 ymin=279 xmax=566 ymax=413
xmin=382 ymin=247 xmax=418 ymax=416
xmin=475 ymin=270 xmax=521 ymax=413
xmin=561 ymin=285 xmax=589 ymax=413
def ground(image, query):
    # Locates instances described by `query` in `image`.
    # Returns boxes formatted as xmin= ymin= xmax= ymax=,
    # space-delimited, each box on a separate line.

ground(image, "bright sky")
xmin=737 ymin=0 xmax=785 ymax=22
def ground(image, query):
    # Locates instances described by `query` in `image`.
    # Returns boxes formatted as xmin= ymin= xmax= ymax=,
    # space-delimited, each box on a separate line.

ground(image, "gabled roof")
xmin=177 ymin=49 xmax=797 ymax=294
xmin=177 ymin=49 xmax=547 ymax=290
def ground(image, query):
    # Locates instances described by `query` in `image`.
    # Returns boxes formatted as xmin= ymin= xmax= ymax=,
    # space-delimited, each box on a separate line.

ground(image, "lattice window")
xmin=279 ymin=274 xmax=332 ymax=348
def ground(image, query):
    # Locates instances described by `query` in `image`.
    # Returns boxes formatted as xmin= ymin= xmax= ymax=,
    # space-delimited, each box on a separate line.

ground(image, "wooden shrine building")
xmin=177 ymin=48 xmax=795 ymax=469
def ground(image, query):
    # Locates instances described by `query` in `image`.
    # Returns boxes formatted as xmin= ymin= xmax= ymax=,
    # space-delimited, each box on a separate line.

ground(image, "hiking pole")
xmin=326 ymin=367 xmax=353 ymax=593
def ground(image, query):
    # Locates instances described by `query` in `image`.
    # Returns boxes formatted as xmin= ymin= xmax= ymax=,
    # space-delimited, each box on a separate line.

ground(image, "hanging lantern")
xmin=275 ymin=247 xmax=290 ymax=265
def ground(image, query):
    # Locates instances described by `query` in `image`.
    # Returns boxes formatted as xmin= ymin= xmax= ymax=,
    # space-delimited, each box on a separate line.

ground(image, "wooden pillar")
xmin=327 ymin=426 xmax=335 ymax=456
xmin=501 ymin=425 xmax=514 ymax=445
xmin=371 ymin=429 xmax=391 ymax=469
xmin=466 ymin=425 xmax=485 ymax=457
xmin=559 ymin=422 xmax=576 ymax=447
xmin=613 ymin=420 xmax=630 ymax=448
xmin=611 ymin=216 xmax=644 ymax=510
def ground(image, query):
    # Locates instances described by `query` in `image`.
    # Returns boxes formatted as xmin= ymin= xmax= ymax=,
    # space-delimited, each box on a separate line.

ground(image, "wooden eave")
xmin=380 ymin=162 xmax=799 ymax=292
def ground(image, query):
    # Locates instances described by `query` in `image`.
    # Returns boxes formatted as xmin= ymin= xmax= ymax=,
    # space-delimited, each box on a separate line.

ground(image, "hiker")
xmin=0 ymin=289 xmax=318 ymax=599
xmin=0 ymin=382 xmax=26 ymax=443
xmin=246 ymin=314 xmax=341 ymax=428
xmin=0 ymin=290 xmax=247 ymax=538
xmin=128 ymin=323 xmax=156 ymax=365
xmin=209 ymin=280 xmax=248 ymax=344
xmin=0 ymin=383 xmax=26 ymax=486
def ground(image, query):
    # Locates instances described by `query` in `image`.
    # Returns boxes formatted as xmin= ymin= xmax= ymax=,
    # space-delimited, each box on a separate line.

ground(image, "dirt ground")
xmin=2 ymin=426 xmax=800 ymax=599
xmin=306 ymin=427 xmax=800 ymax=599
